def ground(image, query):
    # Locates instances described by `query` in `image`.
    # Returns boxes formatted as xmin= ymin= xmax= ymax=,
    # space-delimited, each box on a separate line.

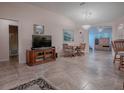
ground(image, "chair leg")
xmin=113 ymin=53 xmax=117 ymax=63
xmin=119 ymin=56 xmax=123 ymax=70
xmin=82 ymin=52 xmax=85 ymax=55
xmin=123 ymin=82 xmax=124 ymax=89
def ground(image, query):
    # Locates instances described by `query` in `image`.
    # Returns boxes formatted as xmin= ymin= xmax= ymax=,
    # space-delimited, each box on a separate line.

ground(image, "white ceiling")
xmin=29 ymin=2 xmax=124 ymax=26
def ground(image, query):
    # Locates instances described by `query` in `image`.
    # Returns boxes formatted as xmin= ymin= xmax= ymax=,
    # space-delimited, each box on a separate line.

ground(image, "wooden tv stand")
xmin=26 ymin=47 xmax=56 ymax=66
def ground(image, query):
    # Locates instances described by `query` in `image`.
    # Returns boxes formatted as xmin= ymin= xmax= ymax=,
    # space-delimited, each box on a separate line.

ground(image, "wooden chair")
xmin=119 ymin=53 xmax=124 ymax=70
xmin=76 ymin=43 xmax=86 ymax=56
xmin=112 ymin=39 xmax=124 ymax=70
xmin=111 ymin=41 xmax=120 ymax=63
xmin=123 ymin=82 xmax=124 ymax=89
xmin=63 ymin=44 xmax=75 ymax=57
xmin=114 ymin=39 xmax=124 ymax=52
xmin=80 ymin=43 xmax=86 ymax=55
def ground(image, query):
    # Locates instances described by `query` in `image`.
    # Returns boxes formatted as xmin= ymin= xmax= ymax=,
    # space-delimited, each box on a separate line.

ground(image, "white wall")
xmin=0 ymin=3 xmax=84 ymax=63
xmin=112 ymin=16 xmax=124 ymax=40
xmin=0 ymin=19 xmax=18 ymax=62
xmin=111 ymin=16 xmax=124 ymax=57
xmin=77 ymin=28 xmax=89 ymax=52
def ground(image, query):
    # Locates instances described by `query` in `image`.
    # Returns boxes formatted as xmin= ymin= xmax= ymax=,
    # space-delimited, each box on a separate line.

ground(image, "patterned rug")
xmin=10 ymin=78 xmax=56 ymax=90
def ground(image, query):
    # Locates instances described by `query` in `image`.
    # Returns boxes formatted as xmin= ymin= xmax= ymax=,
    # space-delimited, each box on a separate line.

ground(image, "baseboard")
xmin=19 ymin=60 xmax=26 ymax=64
xmin=0 ymin=59 xmax=9 ymax=62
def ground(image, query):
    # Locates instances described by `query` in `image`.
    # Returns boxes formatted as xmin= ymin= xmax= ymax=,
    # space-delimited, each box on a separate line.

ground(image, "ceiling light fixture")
xmin=82 ymin=25 xmax=91 ymax=30
xmin=80 ymin=2 xmax=91 ymax=30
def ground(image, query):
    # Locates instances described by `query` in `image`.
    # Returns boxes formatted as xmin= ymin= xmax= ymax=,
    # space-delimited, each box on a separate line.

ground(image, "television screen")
xmin=32 ymin=35 xmax=52 ymax=48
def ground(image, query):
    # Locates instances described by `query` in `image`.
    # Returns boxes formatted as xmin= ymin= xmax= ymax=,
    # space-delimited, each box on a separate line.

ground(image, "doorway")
xmin=9 ymin=25 xmax=19 ymax=63
xmin=89 ymin=26 xmax=112 ymax=52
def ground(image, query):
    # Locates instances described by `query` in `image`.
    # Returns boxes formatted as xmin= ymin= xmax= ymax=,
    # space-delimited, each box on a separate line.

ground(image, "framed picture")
xmin=63 ymin=29 xmax=74 ymax=42
xmin=34 ymin=24 xmax=44 ymax=34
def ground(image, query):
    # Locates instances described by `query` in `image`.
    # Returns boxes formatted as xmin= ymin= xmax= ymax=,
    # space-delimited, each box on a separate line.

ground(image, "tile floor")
xmin=0 ymin=51 xmax=124 ymax=90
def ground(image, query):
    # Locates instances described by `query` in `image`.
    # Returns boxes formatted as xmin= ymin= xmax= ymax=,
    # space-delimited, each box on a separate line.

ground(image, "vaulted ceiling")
xmin=29 ymin=2 xmax=124 ymax=26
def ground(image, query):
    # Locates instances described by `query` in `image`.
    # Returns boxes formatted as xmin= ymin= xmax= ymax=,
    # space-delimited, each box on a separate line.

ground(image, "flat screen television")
xmin=32 ymin=35 xmax=52 ymax=48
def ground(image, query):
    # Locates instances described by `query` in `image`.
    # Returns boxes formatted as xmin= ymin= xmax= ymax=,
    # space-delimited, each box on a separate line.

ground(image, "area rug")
xmin=10 ymin=78 xmax=56 ymax=90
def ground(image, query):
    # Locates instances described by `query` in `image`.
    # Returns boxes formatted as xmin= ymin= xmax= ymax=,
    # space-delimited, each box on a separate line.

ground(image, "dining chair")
xmin=119 ymin=53 xmax=124 ymax=70
xmin=77 ymin=43 xmax=86 ymax=56
xmin=111 ymin=41 xmax=120 ymax=63
xmin=112 ymin=39 xmax=124 ymax=70
xmin=75 ymin=43 xmax=86 ymax=56
xmin=63 ymin=44 xmax=75 ymax=57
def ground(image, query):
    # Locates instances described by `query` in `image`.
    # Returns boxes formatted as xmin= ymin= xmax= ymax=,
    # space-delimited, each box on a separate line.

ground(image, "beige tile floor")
xmin=0 ymin=51 xmax=124 ymax=90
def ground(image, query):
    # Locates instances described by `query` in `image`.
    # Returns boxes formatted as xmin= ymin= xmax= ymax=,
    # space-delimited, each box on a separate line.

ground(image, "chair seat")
xmin=118 ymin=52 xmax=124 ymax=56
xmin=118 ymin=51 xmax=124 ymax=53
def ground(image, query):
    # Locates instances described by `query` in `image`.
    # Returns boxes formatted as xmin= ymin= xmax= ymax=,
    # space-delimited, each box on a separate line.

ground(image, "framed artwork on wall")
xmin=63 ymin=29 xmax=74 ymax=42
xmin=34 ymin=24 xmax=44 ymax=34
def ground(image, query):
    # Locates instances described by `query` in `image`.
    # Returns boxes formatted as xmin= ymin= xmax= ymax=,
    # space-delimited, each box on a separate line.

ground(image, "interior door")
xmin=9 ymin=25 xmax=18 ymax=57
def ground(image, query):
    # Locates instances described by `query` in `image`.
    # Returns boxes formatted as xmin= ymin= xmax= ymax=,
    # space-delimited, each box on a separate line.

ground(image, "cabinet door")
xmin=26 ymin=51 xmax=35 ymax=66
xmin=35 ymin=50 xmax=44 ymax=63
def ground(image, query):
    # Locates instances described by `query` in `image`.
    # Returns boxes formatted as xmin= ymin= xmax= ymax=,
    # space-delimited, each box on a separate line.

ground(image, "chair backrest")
xmin=63 ymin=44 xmax=68 ymax=49
xmin=80 ymin=43 xmax=86 ymax=50
xmin=111 ymin=41 xmax=117 ymax=52
xmin=113 ymin=39 xmax=124 ymax=52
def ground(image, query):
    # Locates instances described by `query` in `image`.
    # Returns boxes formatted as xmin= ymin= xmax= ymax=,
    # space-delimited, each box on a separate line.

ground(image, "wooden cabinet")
xmin=26 ymin=47 xmax=56 ymax=66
